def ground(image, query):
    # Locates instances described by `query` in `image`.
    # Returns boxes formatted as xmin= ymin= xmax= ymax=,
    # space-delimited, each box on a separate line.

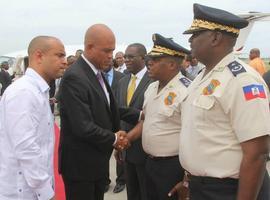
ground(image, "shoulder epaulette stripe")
xmin=179 ymin=77 xmax=191 ymax=87
xmin=227 ymin=61 xmax=246 ymax=77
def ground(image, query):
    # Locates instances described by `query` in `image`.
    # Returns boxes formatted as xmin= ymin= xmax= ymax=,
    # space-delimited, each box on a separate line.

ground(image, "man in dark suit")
xmin=103 ymin=61 xmax=126 ymax=193
xmin=115 ymin=43 xmax=152 ymax=200
xmin=59 ymin=24 xmax=130 ymax=200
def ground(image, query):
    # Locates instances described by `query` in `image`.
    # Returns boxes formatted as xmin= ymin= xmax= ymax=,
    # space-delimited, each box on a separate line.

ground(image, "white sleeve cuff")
xmin=34 ymin=178 xmax=54 ymax=200
xmin=113 ymin=133 xmax=117 ymax=146
xmin=138 ymin=111 xmax=143 ymax=121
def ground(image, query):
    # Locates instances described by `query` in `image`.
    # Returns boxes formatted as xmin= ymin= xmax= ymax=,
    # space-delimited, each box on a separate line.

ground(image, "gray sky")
xmin=1 ymin=0 xmax=270 ymax=57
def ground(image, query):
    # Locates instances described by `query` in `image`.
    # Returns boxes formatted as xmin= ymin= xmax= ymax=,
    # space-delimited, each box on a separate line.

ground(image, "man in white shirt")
xmin=185 ymin=54 xmax=204 ymax=80
xmin=0 ymin=36 xmax=67 ymax=200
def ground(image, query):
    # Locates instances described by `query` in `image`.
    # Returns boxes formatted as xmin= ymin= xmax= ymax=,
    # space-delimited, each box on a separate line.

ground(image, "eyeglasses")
xmin=124 ymin=55 xmax=141 ymax=60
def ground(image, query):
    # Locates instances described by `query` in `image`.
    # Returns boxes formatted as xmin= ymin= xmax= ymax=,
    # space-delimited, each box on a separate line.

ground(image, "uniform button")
xmin=38 ymin=194 xmax=41 ymax=197
xmin=19 ymin=189 xmax=22 ymax=192
xmin=18 ymin=171 xmax=22 ymax=175
xmin=48 ymin=122 xmax=50 ymax=125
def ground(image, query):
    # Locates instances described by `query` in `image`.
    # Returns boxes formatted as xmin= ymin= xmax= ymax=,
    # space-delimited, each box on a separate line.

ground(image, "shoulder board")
xmin=179 ymin=77 xmax=191 ymax=88
xmin=227 ymin=61 xmax=246 ymax=77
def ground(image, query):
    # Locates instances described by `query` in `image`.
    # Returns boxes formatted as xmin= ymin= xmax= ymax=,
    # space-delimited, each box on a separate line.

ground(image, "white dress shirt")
xmin=128 ymin=67 xmax=147 ymax=89
xmin=116 ymin=63 xmax=127 ymax=73
xmin=0 ymin=68 xmax=55 ymax=200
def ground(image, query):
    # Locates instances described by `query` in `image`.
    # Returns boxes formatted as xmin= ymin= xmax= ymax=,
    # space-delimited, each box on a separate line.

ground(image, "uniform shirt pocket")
xmin=193 ymin=95 xmax=215 ymax=110
xmin=158 ymin=107 xmax=175 ymax=117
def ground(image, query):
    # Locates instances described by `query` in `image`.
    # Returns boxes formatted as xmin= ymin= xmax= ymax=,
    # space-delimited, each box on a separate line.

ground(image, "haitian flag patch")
xmin=243 ymin=84 xmax=266 ymax=100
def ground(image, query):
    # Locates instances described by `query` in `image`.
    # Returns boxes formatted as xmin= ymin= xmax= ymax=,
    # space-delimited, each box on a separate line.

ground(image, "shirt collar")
xmin=213 ymin=52 xmax=235 ymax=72
xmin=165 ymin=72 xmax=183 ymax=89
xmin=25 ymin=68 xmax=50 ymax=93
xmin=153 ymin=71 xmax=182 ymax=89
xmin=133 ymin=66 xmax=147 ymax=80
xmin=82 ymin=54 xmax=99 ymax=75
xmin=119 ymin=64 xmax=125 ymax=69
xmin=106 ymin=67 xmax=114 ymax=77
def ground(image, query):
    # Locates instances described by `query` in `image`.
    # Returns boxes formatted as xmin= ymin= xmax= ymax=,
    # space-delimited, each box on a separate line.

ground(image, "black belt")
xmin=147 ymin=154 xmax=178 ymax=161
xmin=189 ymin=175 xmax=238 ymax=184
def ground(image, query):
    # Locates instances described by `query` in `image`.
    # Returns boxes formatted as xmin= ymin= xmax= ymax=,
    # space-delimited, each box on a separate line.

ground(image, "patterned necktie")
xmin=96 ymin=71 xmax=105 ymax=90
xmin=127 ymin=75 xmax=137 ymax=105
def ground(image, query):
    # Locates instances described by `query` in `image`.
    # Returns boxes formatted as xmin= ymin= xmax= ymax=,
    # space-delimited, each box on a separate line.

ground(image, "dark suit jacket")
xmin=58 ymin=57 xmax=120 ymax=181
xmin=111 ymin=70 xmax=125 ymax=98
xmin=117 ymin=71 xmax=152 ymax=164
xmin=0 ymin=70 xmax=12 ymax=95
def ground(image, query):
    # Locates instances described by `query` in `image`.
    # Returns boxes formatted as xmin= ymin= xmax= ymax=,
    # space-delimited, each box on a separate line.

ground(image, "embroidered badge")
xmin=164 ymin=92 xmax=177 ymax=105
xmin=202 ymin=79 xmax=220 ymax=95
xmin=243 ymin=84 xmax=266 ymax=100
xmin=227 ymin=61 xmax=246 ymax=76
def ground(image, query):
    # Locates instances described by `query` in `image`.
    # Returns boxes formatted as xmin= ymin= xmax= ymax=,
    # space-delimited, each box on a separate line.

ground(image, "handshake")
xmin=113 ymin=130 xmax=131 ymax=151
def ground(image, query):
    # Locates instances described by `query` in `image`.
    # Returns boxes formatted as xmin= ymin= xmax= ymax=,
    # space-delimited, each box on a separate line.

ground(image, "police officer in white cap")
xmin=177 ymin=3 xmax=270 ymax=200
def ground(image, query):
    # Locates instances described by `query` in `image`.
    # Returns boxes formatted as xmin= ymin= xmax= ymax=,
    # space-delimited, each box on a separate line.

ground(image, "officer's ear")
xmin=211 ymin=31 xmax=223 ymax=47
xmin=167 ymin=57 xmax=179 ymax=70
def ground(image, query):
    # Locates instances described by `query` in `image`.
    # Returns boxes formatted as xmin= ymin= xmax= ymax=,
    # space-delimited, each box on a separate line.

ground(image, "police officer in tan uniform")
xmin=127 ymin=33 xmax=191 ymax=200
xmin=178 ymin=3 xmax=270 ymax=200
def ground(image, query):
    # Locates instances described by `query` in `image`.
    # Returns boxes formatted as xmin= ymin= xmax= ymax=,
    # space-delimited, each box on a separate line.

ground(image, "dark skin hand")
xmin=113 ymin=131 xmax=130 ymax=151
xmin=168 ymin=172 xmax=189 ymax=200
xmin=114 ymin=119 xmax=144 ymax=163
xmin=126 ymin=120 xmax=143 ymax=142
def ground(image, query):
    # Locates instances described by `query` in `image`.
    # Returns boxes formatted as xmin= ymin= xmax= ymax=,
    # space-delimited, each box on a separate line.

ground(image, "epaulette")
xmin=227 ymin=61 xmax=246 ymax=77
xmin=179 ymin=77 xmax=191 ymax=87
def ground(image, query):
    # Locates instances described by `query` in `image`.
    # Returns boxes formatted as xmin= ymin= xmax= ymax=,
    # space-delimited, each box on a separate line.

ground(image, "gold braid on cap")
xmin=189 ymin=19 xmax=240 ymax=34
xmin=151 ymin=45 xmax=186 ymax=57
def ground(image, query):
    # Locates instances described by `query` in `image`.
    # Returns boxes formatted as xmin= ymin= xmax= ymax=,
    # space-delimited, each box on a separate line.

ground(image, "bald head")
xmin=250 ymin=48 xmax=260 ymax=56
xmin=83 ymin=24 xmax=115 ymax=69
xmin=28 ymin=36 xmax=61 ymax=57
xmin=26 ymin=35 xmax=67 ymax=83
xmin=84 ymin=24 xmax=115 ymax=47
xmin=249 ymin=48 xmax=261 ymax=60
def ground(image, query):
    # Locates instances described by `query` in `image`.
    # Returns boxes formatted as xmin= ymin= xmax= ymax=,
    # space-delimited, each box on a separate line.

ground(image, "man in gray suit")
xmin=115 ymin=43 xmax=152 ymax=200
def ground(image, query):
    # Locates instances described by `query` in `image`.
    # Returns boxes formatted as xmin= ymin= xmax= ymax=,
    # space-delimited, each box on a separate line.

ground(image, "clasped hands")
xmin=113 ymin=130 xmax=130 ymax=151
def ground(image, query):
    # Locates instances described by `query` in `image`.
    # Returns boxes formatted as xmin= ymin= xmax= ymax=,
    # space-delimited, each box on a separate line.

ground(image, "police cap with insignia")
xmin=183 ymin=3 xmax=249 ymax=36
xmin=147 ymin=33 xmax=190 ymax=58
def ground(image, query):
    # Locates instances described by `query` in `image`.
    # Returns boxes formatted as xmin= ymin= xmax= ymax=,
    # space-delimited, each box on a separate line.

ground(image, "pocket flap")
xmin=193 ymin=95 xmax=215 ymax=110
xmin=158 ymin=107 xmax=174 ymax=117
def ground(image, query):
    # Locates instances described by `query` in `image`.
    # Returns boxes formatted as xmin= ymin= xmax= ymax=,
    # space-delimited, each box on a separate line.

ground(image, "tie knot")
xmin=96 ymin=71 xmax=102 ymax=78
xmin=96 ymin=71 xmax=105 ymax=86
xmin=131 ymin=75 xmax=137 ymax=80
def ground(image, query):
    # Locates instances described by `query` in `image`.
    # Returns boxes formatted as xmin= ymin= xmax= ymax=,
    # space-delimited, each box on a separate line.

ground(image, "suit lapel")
xmin=129 ymin=72 xmax=150 ymax=106
xmin=123 ymin=74 xmax=131 ymax=106
xmin=79 ymin=57 xmax=110 ymax=110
